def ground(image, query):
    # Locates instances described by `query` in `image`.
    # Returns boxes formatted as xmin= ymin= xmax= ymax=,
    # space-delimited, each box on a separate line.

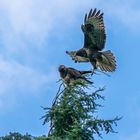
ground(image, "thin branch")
xmin=52 ymin=83 xmax=66 ymax=107
xmin=48 ymin=125 xmax=54 ymax=137
xmin=56 ymin=79 xmax=62 ymax=83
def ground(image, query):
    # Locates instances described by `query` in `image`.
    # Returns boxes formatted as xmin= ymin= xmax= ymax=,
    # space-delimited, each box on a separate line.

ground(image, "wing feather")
xmin=92 ymin=8 xmax=97 ymax=16
xmin=84 ymin=13 xmax=87 ymax=23
xmin=82 ymin=8 xmax=106 ymax=51
xmin=95 ymin=10 xmax=100 ymax=16
xmin=88 ymin=9 xmax=93 ymax=18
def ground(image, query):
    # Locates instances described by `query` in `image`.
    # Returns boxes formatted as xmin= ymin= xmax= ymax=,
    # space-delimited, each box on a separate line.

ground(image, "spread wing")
xmin=66 ymin=51 xmax=89 ymax=62
xmin=81 ymin=8 xmax=106 ymax=51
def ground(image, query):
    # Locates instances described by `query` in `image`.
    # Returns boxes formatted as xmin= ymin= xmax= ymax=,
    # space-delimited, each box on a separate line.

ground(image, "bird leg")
xmin=91 ymin=68 xmax=97 ymax=75
xmin=74 ymin=60 xmax=78 ymax=63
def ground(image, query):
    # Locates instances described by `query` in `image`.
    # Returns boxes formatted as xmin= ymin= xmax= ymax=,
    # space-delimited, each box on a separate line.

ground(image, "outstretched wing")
xmin=81 ymin=8 xmax=106 ymax=51
xmin=66 ymin=51 xmax=89 ymax=63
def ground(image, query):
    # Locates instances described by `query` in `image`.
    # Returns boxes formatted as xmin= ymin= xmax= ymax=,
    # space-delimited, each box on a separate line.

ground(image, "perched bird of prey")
xmin=58 ymin=65 xmax=93 ymax=85
xmin=66 ymin=8 xmax=116 ymax=73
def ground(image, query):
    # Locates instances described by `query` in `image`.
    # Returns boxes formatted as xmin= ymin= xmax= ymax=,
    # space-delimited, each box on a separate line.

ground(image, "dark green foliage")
xmin=0 ymin=132 xmax=32 ymax=140
xmin=41 ymin=81 xmax=121 ymax=140
xmin=0 ymin=132 xmax=47 ymax=140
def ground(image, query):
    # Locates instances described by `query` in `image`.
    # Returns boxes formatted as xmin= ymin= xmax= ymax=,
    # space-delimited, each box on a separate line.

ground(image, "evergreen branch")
xmin=52 ymin=83 xmax=64 ymax=106
xmin=42 ymin=80 xmax=121 ymax=140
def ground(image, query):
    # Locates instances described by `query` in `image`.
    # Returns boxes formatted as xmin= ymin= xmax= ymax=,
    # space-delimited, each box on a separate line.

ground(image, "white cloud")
xmin=0 ymin=0 xmax=52 ymax=50
xmin=96 ymin=0 xmax=140 ymax=31
xmin=0 ymin=57 xmax=57 ymax=111
xmin=0 ymin=0 xmax=139 ymax=52
xmin=1 ymin=0 xmax=138 ymax=55
xmin=0 ymin=0 xmax=99 ymax=58
xmin=0 ymin=0 xmax=139 ymax=112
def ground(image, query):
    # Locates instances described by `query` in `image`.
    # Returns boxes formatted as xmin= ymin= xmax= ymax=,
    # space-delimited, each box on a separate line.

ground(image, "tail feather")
xmin=81 ymin=77 xmax=93 ymax=84
xmin=80 ymin=70 xmax=92 ymax=75
xmin=96 ymin=50 xmax=116 ymax=72
xmin=85 ymin=79 xmax=93 ymax=84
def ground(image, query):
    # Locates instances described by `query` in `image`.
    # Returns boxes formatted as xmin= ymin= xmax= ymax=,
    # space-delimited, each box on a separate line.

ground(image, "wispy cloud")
xmin=0 ymin=0 xmax=139 ymax=52
xmin=0 ymin=0 xmax=139 ymax=112
xmin=1 ymin=0 xmax=139 ymax=56
xmin=0 ymin=57 xmax=57 ymax=111
xmin=0 ymin=0 xmax=52 ymax=52
xmin=96 ymin=0 xmax=140 ymax=31
xmin=0 ymin=0 xmax=98 ymax=111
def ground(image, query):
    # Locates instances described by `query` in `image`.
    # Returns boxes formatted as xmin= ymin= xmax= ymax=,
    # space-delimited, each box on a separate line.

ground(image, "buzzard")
xmin=66 ymin=8 xmax=116 ymax=73
xmin=58 ymin=65 xmax=93 ymax=85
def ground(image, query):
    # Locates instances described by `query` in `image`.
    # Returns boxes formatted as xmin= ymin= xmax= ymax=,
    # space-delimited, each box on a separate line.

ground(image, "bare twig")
xmin=56 ymin=79 xmax=62 ymax=83
xmin=52 ymin=83 xmax=66 ymax=107
xmin=48 ymin=124 xmax=54 ymax=137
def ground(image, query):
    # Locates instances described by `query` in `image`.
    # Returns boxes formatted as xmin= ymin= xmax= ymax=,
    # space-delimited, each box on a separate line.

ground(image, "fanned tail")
xmin=96 ymin=50 xmax=116 ymax=72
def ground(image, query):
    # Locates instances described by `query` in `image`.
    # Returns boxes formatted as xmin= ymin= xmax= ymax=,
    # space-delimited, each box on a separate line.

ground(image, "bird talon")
xmin=91 ymin=70 xmax=96 ymax=75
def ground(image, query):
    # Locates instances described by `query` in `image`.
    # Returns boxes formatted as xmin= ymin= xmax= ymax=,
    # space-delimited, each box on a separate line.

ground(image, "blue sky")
xmin=0 ymin=0 xmax=140 ymax=139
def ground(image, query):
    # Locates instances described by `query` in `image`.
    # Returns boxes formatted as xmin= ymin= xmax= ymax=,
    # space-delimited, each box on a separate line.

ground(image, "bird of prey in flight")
xmin=58 ymin=65 xmax=93 ymax=85
xmin=66 ymin=8 xmax=116 ymax=73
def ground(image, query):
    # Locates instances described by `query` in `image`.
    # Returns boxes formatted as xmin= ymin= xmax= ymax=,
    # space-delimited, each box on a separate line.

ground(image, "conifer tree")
xmin=42 ymin=80 xmax=121 ymax=140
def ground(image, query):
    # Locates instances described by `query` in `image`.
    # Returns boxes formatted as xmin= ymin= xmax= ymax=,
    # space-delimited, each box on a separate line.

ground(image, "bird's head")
xmin=58 ymin=65 xmax=66 ymax=72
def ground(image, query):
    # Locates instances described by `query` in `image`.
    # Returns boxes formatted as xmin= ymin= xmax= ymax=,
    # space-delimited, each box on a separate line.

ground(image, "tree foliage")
xmin=41 ymin=81 xmax=121 ymax=140
xmin=0 ymin=132 xmax=47 ymax=140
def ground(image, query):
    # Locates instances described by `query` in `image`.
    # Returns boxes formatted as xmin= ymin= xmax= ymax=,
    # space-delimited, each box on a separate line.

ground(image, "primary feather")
xmin=82 ymin=8 xmax=106 ymax=51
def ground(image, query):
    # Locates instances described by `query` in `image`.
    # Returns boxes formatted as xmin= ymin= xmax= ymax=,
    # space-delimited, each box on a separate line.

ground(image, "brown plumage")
xmin=58 ymin=65 xmax=93 ymax=85
xmin=66 ymin=8 xmax=116 ymax=73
